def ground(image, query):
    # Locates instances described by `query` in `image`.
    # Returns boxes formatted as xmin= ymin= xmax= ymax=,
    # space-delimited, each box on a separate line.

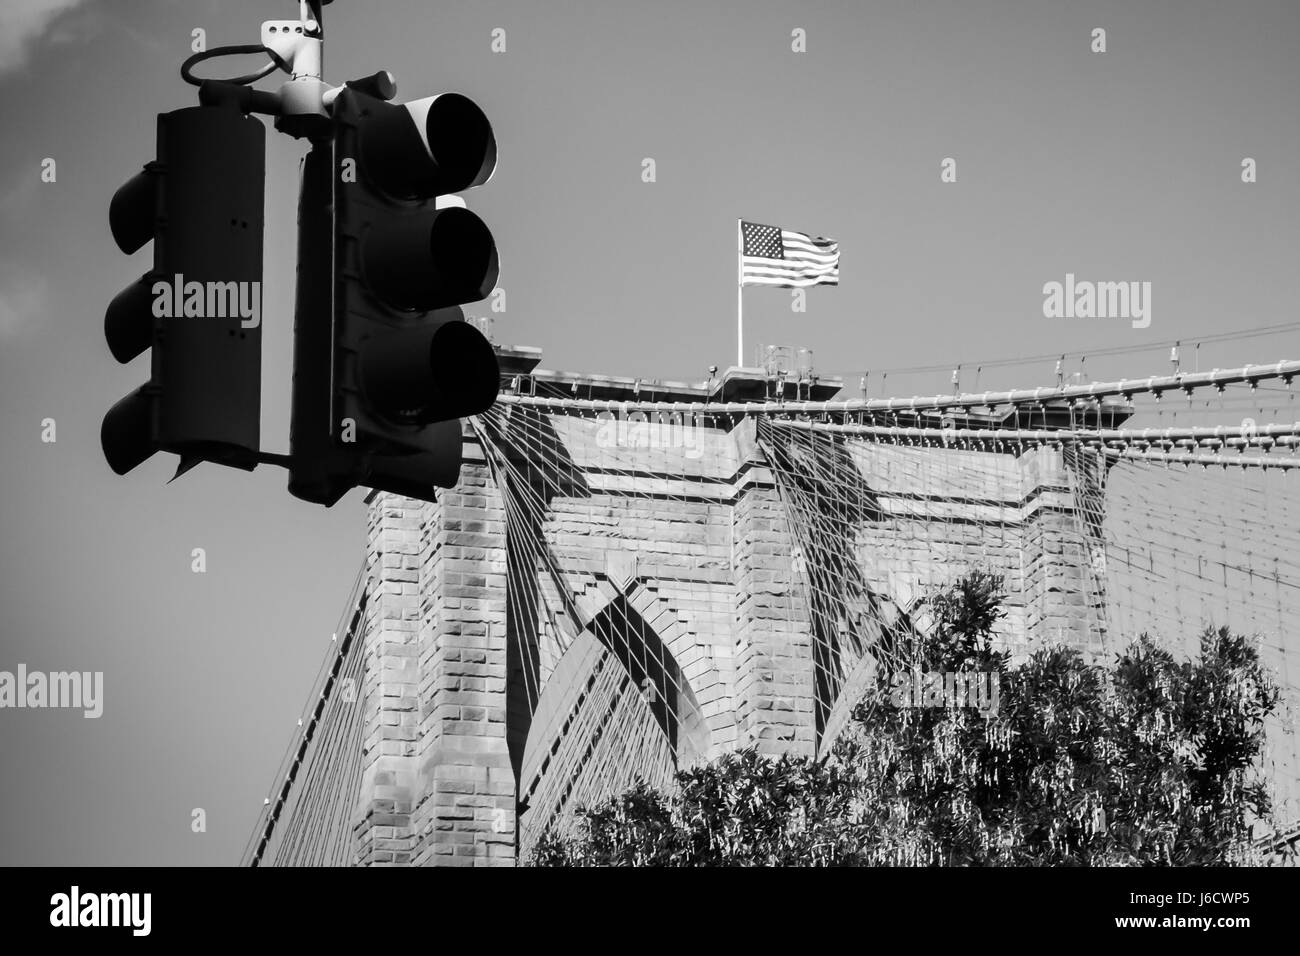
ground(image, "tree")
xmin=529 ymin=571 xmax=1286 ymax=866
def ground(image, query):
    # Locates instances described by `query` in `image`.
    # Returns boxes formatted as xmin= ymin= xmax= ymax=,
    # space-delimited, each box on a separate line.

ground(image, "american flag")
xmin=740 ymin=221 xmax=840 ymax=288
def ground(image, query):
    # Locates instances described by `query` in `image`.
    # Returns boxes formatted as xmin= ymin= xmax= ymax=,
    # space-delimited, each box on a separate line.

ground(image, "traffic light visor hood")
xmin=359 ymin=93 xmax=497 ymax=199
xmin=412 ymin=93 xmax=497 ymax=193
xmin=109 ymin=168 xmax=156 ymax=255
xmin=105 ymin=275 xmax=155 ymax=364
xmin=102 ymin=387 xmax=156 ymax=475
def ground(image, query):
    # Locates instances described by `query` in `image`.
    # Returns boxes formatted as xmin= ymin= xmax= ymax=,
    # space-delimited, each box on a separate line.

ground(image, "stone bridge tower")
xmin=349 ymin=346 xmax=1125 ymax=866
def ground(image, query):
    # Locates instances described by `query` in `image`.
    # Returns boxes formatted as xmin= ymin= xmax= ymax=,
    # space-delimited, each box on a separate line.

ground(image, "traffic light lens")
xmin=428 ymin=206 xmax=497 ymax=297
xmin=427 ymin=319 xmax=500 ymax=417
xmin=362 ymin=206 xmax=499 ymax=311
xmin=359 ymin=319 xmax=500 ymax=425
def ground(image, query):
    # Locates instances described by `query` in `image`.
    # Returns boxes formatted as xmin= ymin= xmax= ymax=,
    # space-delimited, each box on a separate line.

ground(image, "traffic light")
xmin=287 ymin=84 xmax=501 ymax=506
xmin=103 ymin=105 xmax=265 ymax=479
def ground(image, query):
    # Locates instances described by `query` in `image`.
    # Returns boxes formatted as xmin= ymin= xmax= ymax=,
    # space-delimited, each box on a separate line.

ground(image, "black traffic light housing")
xmin=103 ymin=105 xmax=265 ymax=478
xmin=287 ymin=86 xmax=500 ymax=506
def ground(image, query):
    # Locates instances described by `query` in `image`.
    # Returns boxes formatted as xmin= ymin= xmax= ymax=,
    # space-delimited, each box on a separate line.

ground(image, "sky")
xmin=0 ymin=0 xmax=1298 ymax=865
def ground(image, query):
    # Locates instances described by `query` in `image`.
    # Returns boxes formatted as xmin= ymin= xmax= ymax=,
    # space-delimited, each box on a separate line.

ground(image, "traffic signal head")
xmin=103 ymin=105 xmax=265 ymax=478
xmin=287 ymin=86 xmax=500 ymax=505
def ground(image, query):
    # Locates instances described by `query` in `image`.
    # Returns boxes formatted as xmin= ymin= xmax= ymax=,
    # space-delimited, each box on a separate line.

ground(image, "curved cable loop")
xmin=180 ymin=44 xmax=287 ymax=87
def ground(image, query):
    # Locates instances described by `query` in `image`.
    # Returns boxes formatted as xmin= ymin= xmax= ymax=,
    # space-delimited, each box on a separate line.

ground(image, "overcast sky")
xmin=0 ymin=0 xmax=1297 ymax=864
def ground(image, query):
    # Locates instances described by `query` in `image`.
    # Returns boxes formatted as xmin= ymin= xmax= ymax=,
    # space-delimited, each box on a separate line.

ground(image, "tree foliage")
xmin=530 ymin=572 xmax=1286 ymax=866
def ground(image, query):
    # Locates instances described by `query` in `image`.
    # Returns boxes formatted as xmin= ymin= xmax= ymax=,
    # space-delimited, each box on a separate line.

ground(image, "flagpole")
xmin=736 ymin=219 xmax=743 ymax=368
